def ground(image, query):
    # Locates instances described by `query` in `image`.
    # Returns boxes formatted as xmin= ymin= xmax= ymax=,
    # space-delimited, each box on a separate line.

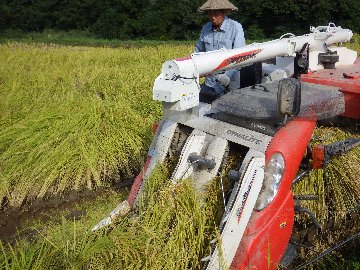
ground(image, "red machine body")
xmin=124 ymin=59 xmax=360 ymax=270
xmin=301 ymin=58 xmax=360 ymax=119
xmin=231 ymin=59 xmax=360 ymax=269
xmin=232 ymin=119 xmax=316 ymax=269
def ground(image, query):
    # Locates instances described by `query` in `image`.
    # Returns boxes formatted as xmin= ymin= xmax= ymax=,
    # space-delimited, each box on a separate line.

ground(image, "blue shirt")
xmin=195 ymin=17 xmax=245 ymax=94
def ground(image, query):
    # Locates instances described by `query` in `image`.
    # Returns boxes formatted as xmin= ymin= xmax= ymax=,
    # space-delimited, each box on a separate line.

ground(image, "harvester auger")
xmin=93 ymin=23 xmax=360 ymax=269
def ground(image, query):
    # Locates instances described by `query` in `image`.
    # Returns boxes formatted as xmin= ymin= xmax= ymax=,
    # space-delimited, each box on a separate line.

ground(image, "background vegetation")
xmin=1 ymin=0 xmax=360 ymax=40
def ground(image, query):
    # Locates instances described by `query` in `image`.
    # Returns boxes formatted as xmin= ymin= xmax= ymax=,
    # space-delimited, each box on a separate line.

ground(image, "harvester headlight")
xmin=255 ymin=152 xmax=285 ymax=211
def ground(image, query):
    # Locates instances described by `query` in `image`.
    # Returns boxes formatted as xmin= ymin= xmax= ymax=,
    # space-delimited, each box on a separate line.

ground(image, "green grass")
xmin=0 ymin=190 xmax=122 ymax=270
xmin=0 ymin=29 xmax=268 ymax=48
xmin=346 ymin=33 xmax=360 ymax=52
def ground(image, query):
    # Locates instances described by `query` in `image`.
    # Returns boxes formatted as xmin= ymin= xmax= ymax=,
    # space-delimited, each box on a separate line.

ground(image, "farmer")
xmin=195 ymin=0 xmax=245 ymax=98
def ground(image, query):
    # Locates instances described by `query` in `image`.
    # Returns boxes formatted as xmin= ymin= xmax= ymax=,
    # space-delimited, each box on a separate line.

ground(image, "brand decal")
xmin=251 ymin=122 xmax=266 ymax=131
xmin=236 ymin=170 xmax=257 ymax=223
xmin=214 ymin=49 xmax=263 ymax=71
xmin=226 ymin=130 xmax=262 ymax=145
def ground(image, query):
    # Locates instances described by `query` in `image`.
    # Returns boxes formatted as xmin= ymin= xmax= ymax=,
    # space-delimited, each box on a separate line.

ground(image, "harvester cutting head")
xmin=149 ymin=23 xmax=360 ymax=270
xmin=94 ymin=23 xmax=360 ymax=270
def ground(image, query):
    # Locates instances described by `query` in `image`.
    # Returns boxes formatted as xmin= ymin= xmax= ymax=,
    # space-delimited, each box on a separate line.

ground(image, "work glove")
xmin=217 ymin=73 xmax=231 ymax=87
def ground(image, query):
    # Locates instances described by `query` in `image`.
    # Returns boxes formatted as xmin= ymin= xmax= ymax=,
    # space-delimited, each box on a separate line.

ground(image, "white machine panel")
xmin=182 ymin=116 xmax=272 ymax=153
xmin=194 ymin=137 xmax=228 ymax=194
xmin=206 ymin=156 xmax=265 ymax=270
xmin=171 ymin=129 xmax=207 ymax=183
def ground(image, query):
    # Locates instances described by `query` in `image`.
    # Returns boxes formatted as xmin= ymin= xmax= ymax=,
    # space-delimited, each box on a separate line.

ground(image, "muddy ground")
xmin=0 ymin=179 xmax=133 ymax=243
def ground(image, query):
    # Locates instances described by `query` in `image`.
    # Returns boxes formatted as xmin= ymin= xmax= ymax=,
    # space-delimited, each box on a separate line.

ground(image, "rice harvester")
xmin=93 ymin=23 xmax=360 ymax=269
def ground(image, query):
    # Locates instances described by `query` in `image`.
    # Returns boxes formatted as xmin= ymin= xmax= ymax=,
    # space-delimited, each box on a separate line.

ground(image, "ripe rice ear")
xmin=109 ymin=164 xmax=224 ymax=269
xmin=293 ymin=126 xmax=360 ymax=223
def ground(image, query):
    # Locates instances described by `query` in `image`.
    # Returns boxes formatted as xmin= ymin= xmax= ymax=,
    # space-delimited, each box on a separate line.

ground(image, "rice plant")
xmin=292 ymin=126 xmax=360 ymax=269
xmin=0 ymin=42 xmax=193 ymax=206
xmin=0 ymin=165 xmax=224 ymax=270
xmin=292 ymin=126 xmax=360 ymax=224
xmin=0 ymin=36 xmax=359 ymax=269
xmin=108 ymin=164 xmax=224 ymax=270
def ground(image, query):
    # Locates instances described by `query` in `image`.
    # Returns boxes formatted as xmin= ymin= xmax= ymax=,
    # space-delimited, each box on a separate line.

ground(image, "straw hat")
xmin=198 ymin=0 xmax=238 ymax=12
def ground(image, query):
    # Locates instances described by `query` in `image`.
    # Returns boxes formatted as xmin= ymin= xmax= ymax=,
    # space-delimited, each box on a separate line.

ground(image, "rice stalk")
xmin=0 ymin=42 xmax=193 ymax=206
xmin=292 ymin=126 xmax=360 ymax=268
xmin=293 ymin=126 xmax=360 ymax=224
xmin=107 ymin=164 xmax=223 ymax=270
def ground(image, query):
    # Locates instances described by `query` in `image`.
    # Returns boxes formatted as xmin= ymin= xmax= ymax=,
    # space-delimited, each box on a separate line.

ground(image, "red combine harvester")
xmin=94 ymin=24 xmax=360 ymax=269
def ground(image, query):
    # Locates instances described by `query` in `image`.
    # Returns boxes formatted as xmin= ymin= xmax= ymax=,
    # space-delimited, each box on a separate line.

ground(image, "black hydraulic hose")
xmin=292 ymin=168 xmax=312 ymax=187
xmin=294 ymin=231 xmax=360 ymax=270
xmin=295 ymin=206 xmax=322 ymax=229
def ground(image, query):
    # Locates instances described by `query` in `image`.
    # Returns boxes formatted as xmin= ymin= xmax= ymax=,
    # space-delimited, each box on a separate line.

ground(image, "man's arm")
xmin=195 ymin=32 xmax=206 ymax=53
xmin=224 ymin=22 xmax=245 ymax=79
xmin=233 ymin=23 xmax=245 ymax=48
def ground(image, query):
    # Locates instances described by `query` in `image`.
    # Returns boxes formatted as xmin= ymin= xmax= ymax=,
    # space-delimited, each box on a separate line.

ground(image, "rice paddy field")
xmin=0 ymin=42 xmax=194 ymax=207
xmin=0 ymin=34 xmax=359 ymax=269
xmin=0 ymin=165 xmax=224 ymax=270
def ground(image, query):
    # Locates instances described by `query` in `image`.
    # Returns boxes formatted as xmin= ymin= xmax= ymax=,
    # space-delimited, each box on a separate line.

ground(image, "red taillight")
xmin=312 ymin=144 xmax=325 ymax=169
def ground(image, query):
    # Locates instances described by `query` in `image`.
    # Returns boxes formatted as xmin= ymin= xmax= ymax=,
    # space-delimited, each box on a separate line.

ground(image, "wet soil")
xmin=0 ymin=179 xmax=133 ymax=243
